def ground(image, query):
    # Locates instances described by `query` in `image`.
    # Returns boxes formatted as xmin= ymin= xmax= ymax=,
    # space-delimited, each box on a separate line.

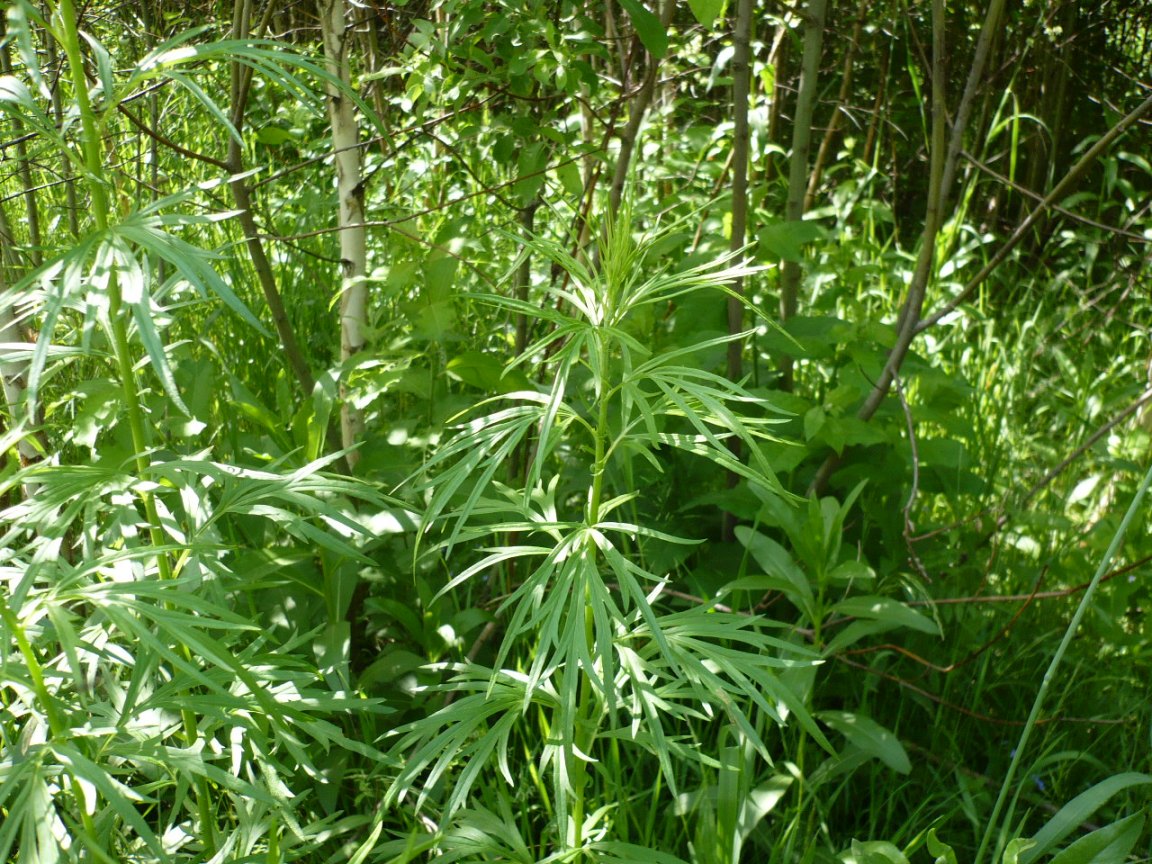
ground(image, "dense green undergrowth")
xmin=1 ymin=1 xmax=1150 ymax=862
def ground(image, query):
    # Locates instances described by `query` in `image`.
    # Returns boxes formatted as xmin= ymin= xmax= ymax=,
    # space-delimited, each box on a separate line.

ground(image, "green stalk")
xmin=0 ymin=572 xmax=108 ymax=854
xmin=53 ymin=0 xmax=218 ymax=853
xmin=569 ymin=605 xmax=596 ymax=851
xmin=568 ymin=327 xmax=617 ymax=853
xmin=975 ymin=460 xmax=1152 ymax=864
xmin=0 ymin=602 xmax=66 ymax=741
xmin=55 ymin=0 xmax=163 ymax=567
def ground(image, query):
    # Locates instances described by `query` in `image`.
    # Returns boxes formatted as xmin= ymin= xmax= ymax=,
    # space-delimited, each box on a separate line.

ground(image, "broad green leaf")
xmin=1047 ymin=812 xmax=1144 ymax=864
xmin=594 ymin=840 xmax=692 ymax=863
xmin=229 ymin=393 xmax=286 ymax=436
xmin=826 ymin=559 xmax=876 ymax=585
xmin=759 ymin=315 xmax=853 ymax=360
xmin=825 ymin=612 xmax=939 ymax=655
xmin=804 ymin=405 xmax=827 ymax=440
xmin=255 ymin=124 xmax=297 ymax=145
xmin=686 ymin=0 xmax=726 ymax=27
xmin=844 ymin=839 xmax=910 ymax=864
xmin=359 ymin=648 xmax=428 ymax=689
xmin=1022 ymin=773 xmax=1152 ymax=864
xmin=831 ymin=596 xmax=939 ymax=635
xmin=1003 ymin=838 xmax=1036 ymax=864
xmin=557 ymin=160 xmax=583 ymax=197
xmin=918 ymin=437 xmax=974 ymax=470
xmin=317 ymin=620 xmax=352 ymax=689
xmin=447 ymin=351 xmax=531 ymax=392
xmin=927 ymin=829 xmax=958 ymax=864
xmin=406 ymin=299 xmax=457 ymax=342
xmin=71 ymin=379 xmax=123 ymax=449
xmin=759 ymin=220 xmax=826 ymax=262
xmin=817 ymin=711 xmax=912 ymax=774
xmin=733 ymin=525 xmax=814 ymax=616
xmin=513 ymin=141 xmax=548 ymax=204
xmin=743 ymin=775 xmax=794 ymax=837
xmin=617 ymin=0 xmax=668 ymax=58
xmin=820 ymin=416 xmax=890 ymax=451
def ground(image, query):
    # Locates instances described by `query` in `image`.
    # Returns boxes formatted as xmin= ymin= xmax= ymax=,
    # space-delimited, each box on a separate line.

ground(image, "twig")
xmin=809 ymin=0 xmax=988 ymax=495
xmin=835 ymin=655 xmax=1126 ymax=727
xmin=908 ymin=554 xmax=1152 ymax=606
xmin=117 ymin=102 xmax=230 ymax=170
xmin=1010 ymin=387 xmax=1152 ymax=518
xmin=259 ymin=152 xmax=591 ymax=242
xmin=960 ymin=149 xmax=1151 ymax=242
xmin=917 ymin=91 xmax=1152 ymax=334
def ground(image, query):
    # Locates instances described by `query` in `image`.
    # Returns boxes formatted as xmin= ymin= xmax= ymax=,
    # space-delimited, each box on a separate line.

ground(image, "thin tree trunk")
xmin=805 ymin=0 xmax=866 ymax=210
xmin=320 ymin=0 xmax=368 ymax=470
xmin=0 ymin=32 xmax=42 ymax=266
xmin=605 ymin=0 xmax=629 ymax=88
xmin=0 ymin=204 xmax=45 ymax=476
xmin=861 ymin=39 xmax=889 ymax=167
xmin=224 ymin=0 xmax=317 ymax=398
xmin=726 ymin=0 xmax=753 ymax=386
xmin=810 ymin=0 xmax=1007 ymax=495
xmin=763 ymin=20 xmax=790 ymax=184
xmin=41 ymin=15 xmax=79 ymax=238
xmin=722 ymin=0 xmax=754 ymax=540
xmin=607 ymin=0 xmax=676 ymax=214
xmin=514 ymin=202 xmax=540 ymax=357
xmin=777 ymin=0 xmax=828 ymax=392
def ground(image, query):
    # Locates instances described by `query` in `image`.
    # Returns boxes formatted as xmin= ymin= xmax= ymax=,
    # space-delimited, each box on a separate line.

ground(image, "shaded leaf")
xmin=759 ymin=220 xmax=826 ymax=262
xmin=617 ymin=0 xmax=668 ymax=58
xmin=927 ymin=829 xmax=958 ymax=864
xmin=817 ymin=711 xmax=911 ymax=774
xmin=686 ymin=0 xmax=726 ymax=27
xmin=1047 ymin=812 xmax=1144 ymax=864
xmin=1022 ymin=773 xmax=1152 ymax=864
xmin=831 ymin=596 xmax=939 ymax=635
xmin=844 ymin=839 xmax=910 ymax=864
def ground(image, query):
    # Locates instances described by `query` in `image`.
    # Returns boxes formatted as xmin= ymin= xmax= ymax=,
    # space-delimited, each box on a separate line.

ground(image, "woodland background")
xmin=1 ymin=0 xmax=1151 ymax=862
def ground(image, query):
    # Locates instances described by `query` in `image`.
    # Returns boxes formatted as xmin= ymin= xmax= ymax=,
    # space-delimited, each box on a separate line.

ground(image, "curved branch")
xmin=809 ymin=0 xmax=1007 ymax=495
xmin=916 ymin=91 xmax=1152 ymax=334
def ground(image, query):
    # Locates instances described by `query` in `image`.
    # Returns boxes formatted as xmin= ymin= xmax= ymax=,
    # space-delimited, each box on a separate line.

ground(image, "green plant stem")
xmin=54 ymin=0 xmax=217 ymax=853
xmin=777 ymin=0 xmax=827 ymax=393
xmin=569 ymin=608 xmax=596 ymax=851
xmin=0 ymin=601 xmax=115 ymax=856
xmin=567 ymin=328 xmax=618 ymax=854
xmin=0 ymin=602 xmax=66 ymax=738
xmin=587 ymin=342 xmax=614 ymax=527
xmin=975 ymin=459 xmax=1152 ymax=864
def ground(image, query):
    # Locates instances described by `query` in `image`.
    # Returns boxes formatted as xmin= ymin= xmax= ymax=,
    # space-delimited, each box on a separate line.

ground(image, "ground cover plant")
xmin=1 ymin=0 xmax=1150 ymax=862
